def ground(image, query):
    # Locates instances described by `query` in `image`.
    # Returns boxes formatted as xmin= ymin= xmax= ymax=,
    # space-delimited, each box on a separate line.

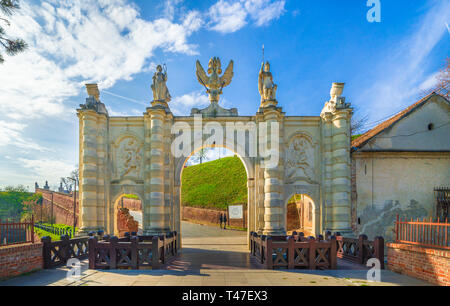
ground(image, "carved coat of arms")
xmin=285 ymin=136 xmax=315 ymax=183
xmin=117 ymin=138 xmax=142 ymax=179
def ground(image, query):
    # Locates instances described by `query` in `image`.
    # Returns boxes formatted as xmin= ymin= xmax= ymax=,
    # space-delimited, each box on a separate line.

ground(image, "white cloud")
xmin=208 ymin=0 xmax=285 ymax=33
xmin=0 ymin=120 xmax=47 ymax=152
xmin=171 ymin=90 xmax=210 ymax=116
xmin=356 ymin=1 xmax=450 ymax=122
xmin=0 ymin=0 xmax=205 ymax=149
xmin=209 ymin=0 xmax=248 ymax=33
xmin=16 ymin=157 xmax=75 ymax=187
xmin=244 ymin=0 xmax=286 ymax=26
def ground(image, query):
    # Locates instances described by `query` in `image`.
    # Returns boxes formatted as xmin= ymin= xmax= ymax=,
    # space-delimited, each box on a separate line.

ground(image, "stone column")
xmin=329 ymin=109 xmax=353 ymax=233
xmin=320 ymin=83 xmax=353 ymax=235
xmin=259 ymin=107 xmax=285 ymax=235
xmin=164 ymin=113 xmax=174 ymax=232
xmin=247 ymin=178 xmax=255 ymax=233
xmin=173 ymin=184 xmax=181 ymax=247
xmin=77 ymin=109 xmax=108 ymax=235
xmin=143 ymin=106 xmax=171 ymax=235
xmin=96 ymin=115 xmax=108 ymax=230
xmin=321 ymin=112 xmax=333 ymax=231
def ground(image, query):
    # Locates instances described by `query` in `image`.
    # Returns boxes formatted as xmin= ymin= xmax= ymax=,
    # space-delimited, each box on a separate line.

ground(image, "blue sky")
xmin=0 ymin=0 xmax=449 ymax=190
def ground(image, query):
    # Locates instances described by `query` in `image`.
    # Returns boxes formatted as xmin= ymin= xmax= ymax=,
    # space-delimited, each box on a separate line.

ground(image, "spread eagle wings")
xmin=220 ymin=60 xmax=234 ymax=87
xmin=196 ymin=60 xmax=209 ymax=86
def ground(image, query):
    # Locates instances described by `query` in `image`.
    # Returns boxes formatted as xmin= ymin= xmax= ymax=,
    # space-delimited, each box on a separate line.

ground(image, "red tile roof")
xmin=351 ymin=92 xmax=448 ymax=151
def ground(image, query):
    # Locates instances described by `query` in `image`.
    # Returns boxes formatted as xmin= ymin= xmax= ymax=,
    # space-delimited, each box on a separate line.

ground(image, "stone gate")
xmin=77 ymin=58 xmax=353 ymax=243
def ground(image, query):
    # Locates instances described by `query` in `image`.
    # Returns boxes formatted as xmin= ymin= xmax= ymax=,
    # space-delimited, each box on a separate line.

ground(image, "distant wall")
xmin=0 ymin=243 xmax=43 ymax=280
xmin=182 ymin=206 xmax=247 ymax=228
xmin=36 ymin=188 xmax=79 ymax=226
xmin=120 ymin=198 xmax=142 ymax=211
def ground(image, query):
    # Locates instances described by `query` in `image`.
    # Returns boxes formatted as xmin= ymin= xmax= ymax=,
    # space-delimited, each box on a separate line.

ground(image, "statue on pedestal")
xmin=196 ymin=57 xmax=234 ymax=103
xmin=151 ymin=65 xmax=171 ymax=104
xmin=259 ymin=61 xmax=277 ymax=104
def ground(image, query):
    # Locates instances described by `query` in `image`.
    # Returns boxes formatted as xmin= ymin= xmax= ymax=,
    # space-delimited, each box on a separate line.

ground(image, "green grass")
xmin=34 ymin=228 xmax=61 ymax=241
xmin=181 ymin=156 xmax=247 ymax=210
xmin=352 ymin=134 xmax=362 ymax=141
xmin=123 ymin=194 xmax=139 ymax=199
xmin=34 ymin=223 xmax=78 ymax=240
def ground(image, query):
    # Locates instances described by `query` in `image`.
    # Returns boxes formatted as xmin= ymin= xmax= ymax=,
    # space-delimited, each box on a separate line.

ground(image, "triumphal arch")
xmin=77 ymin=57 xmax=353 ymax=243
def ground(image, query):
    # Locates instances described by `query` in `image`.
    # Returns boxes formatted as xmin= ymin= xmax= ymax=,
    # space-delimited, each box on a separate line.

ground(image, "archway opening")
xmin=179 ymin=146 xmax=249 ymax=246
xmin=286 ymin=194 xmax=316 ymax=236
xmin=113 ymin=194 xmax=143 ymax=237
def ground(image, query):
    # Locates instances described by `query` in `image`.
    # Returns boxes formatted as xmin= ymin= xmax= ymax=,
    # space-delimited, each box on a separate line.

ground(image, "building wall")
xmin=387 ymin=242 xmax=450 ymax=286
xmin=352 ymin=152 xmax=450 ymax=241
xmin=0 ymin=243 xmax=43 ymax=280
xmin=358 ymin=96 xmax=450 ymax=152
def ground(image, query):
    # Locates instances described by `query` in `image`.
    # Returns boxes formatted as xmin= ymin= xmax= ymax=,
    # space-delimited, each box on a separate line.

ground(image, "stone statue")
xmin=196 ymin=57 xmax=234 ymax=103
xmin=259 ymin=61 xmax=277 ymax=103
xmin=151 ymin=65 xmax=171 ymax=104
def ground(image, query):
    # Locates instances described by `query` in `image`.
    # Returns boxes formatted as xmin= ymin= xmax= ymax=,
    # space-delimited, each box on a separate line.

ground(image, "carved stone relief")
xmin=115 ymin=136 xmax=143 ymax=180
xmin=285 ymin=135 xmax=315 ymax=184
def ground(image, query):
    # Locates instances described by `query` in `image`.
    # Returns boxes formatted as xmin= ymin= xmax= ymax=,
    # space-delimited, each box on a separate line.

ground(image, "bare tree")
xmin=351 ymin=105 xmax=369 ymax=136
xmin=422 ymin=58 xmax=449 ymax=99
xmin=0 ymin=0 xmax=27 ymax=64
xmin=60 ymin=177 xmax=72 ymax=192
xmin=70 ymin=165 xmax=79 ymax=185
xmin=351 ymin=114 xmax=369 ymax=136
xmin=193 ymin=148 xmax=209 ymax=164
xmin=60 ymin=165 xmax=79 ymax=192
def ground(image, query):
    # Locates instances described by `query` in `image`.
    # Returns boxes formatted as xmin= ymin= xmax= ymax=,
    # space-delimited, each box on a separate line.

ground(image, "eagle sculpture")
xmin=196 ymin=57 xmax=234 ymax=103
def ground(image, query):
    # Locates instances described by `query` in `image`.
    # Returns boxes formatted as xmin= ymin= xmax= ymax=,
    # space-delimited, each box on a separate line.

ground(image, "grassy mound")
xmin=181 ymin=156 xmax=247 ymax=210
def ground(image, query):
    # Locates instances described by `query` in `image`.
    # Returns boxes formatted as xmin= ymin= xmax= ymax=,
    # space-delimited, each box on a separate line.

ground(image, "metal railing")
xmin=34 ymin=222 xmax=75 ymax=238
xmin=0 ymin=216 xmax=34 ymax=246
xmin=395 ymin=214 xmax=449 ymax=250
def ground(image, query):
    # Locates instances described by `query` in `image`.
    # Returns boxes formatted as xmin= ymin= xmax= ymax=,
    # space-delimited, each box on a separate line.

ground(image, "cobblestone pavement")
xmin=0 ymin=222 xmax=432 ymax=286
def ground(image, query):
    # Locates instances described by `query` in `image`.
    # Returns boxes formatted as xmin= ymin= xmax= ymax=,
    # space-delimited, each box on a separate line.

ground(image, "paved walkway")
xmin=0 ymin=222 xmax=432 ymax=286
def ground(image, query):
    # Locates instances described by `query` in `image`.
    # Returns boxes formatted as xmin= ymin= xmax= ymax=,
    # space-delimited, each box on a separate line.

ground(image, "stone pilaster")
xmin=77 ymin=109 xmax=108 ymax=235
xmin=329 ymin=109 xmax=353 ymax=233
xmin=320 ymin=83 xmax=353 ymax=234
xmin=258 ymin=106 xmax=285 ymax=235
xmin=247 ymin=178 xmax=255 ymax=233
xmin=143 ymin=106 xmax=171 ymax=235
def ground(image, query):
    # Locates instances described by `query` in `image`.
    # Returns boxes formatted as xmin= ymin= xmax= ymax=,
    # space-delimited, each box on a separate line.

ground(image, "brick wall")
xmin=117 ymin=208 xmax=139 ymax=237
xmin=0 ymin=243 xmax=43 ymax=280
xmin=120 ymin=198 xmax=142 ymax=211
xmin=36 ymin=188 xmax=79 ymax=226
xmin=182 ymin=206 xmax=247 ymax=228
xmin=387 ymin=242 xmax=450 ymax=286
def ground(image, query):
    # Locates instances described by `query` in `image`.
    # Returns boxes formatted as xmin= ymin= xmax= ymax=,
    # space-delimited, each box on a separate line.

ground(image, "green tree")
xmin=0 ymin=0 xmax=27 ymax=64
